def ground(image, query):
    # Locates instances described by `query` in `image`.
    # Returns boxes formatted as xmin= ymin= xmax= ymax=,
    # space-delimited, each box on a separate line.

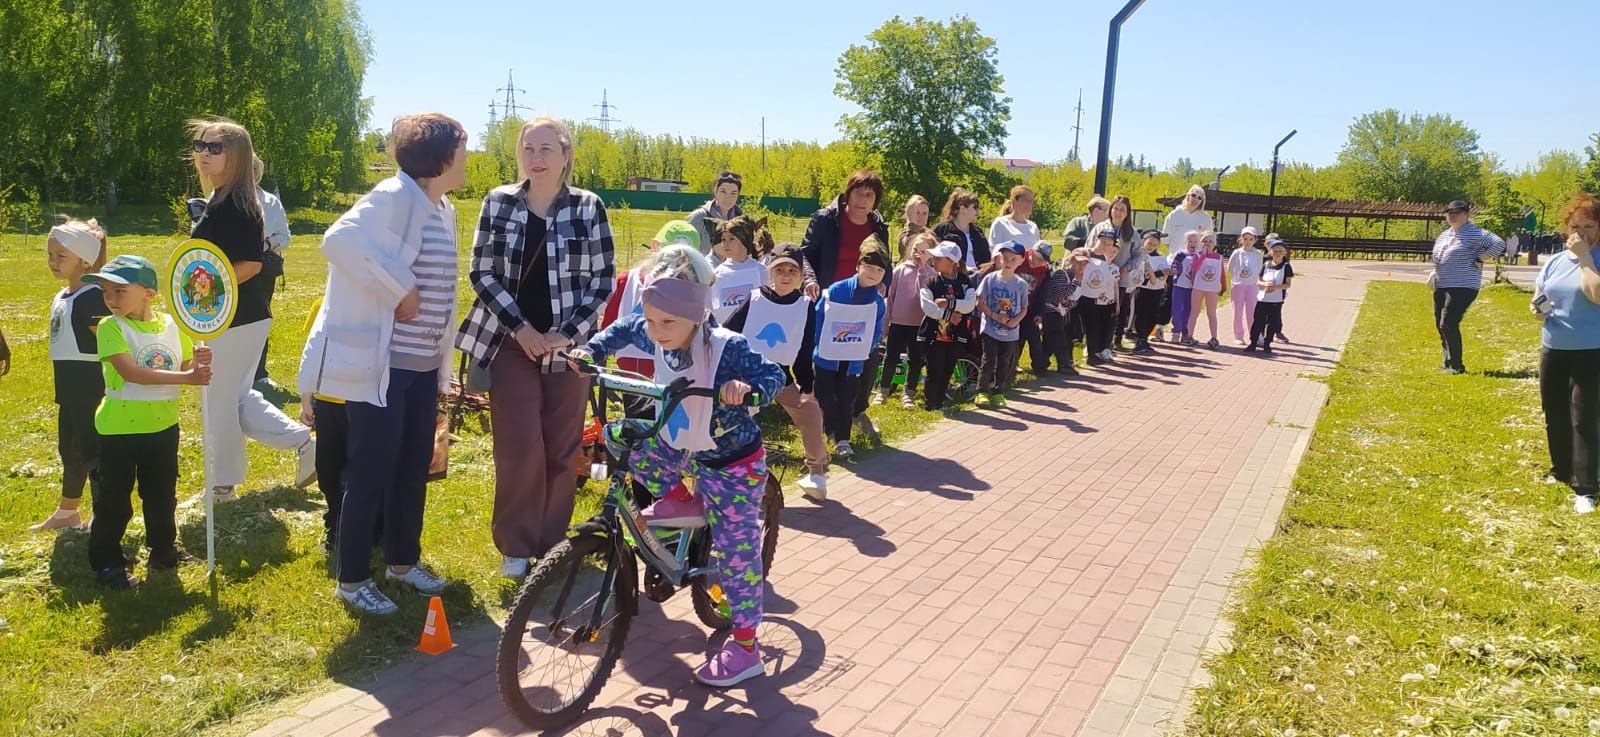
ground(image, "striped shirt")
xmin=390 ymin=207 xmax=457 ymax=371
xmin=1431 ymin=223 xmax=1506 ymax=290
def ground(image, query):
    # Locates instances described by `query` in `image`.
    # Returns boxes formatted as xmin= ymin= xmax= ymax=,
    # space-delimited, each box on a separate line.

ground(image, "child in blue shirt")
xmin=810 ymin=236 xmax=890 ymax=461
xmin=976 ymin=241 xmax=1030 ymax=407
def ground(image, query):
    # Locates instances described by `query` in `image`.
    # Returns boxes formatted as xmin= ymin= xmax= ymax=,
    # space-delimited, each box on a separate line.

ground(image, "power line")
xmin=587 ymin=89 xmax=621 ymax=133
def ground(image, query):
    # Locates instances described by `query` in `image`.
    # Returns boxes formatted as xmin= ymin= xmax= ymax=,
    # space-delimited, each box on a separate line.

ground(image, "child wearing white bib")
xmin=34 ymin=219 xmax=111 ymax=532
xmin=811 ymin=236 xmax=890 ymax=461
xmin=81 ymin=255 xmax=212 ymax=589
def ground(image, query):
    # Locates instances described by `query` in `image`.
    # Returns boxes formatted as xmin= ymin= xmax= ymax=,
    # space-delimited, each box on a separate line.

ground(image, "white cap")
xmin=929 ymin=241 xmax=963 ymax=262
xmin=49 ymin=220 xmax=104 ymax=265
xmin=1240 ymin=226 xmax=1260 ymax=237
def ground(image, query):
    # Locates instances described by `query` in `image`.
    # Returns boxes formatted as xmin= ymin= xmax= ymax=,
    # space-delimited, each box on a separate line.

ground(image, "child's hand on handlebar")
xmin=564 ymin=348 xmax=593 ymax=372
xmin=720 ymin=380 xmax=753 ymax=405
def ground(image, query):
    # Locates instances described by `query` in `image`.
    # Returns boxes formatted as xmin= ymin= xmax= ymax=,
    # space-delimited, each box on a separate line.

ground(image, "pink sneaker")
xmin=640 ymin=494 xmax=706 ymax=528
xmin=695 ymin=640 xmax=764 ymax=687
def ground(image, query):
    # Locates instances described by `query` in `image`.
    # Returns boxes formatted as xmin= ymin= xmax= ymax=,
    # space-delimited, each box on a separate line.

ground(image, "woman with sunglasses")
xmin=1162 ymin=185 xmax=1214 ymax=261
xmin=186 ymin=117 xmax=316 ymax=503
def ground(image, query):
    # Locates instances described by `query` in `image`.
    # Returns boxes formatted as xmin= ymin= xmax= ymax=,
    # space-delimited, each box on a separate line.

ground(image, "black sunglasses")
xmin=191 ymin=139 xmax=225 ymax=155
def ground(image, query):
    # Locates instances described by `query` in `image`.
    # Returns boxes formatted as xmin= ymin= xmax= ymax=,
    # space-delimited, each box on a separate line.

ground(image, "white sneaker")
xmin=871 ymin=389 xmax=886 ymax=406
xmin=383 ymin=563 xmax=448 ymax=595
xmin=1099 ymin=349 xmax=1115 ymax=362
xmin=797 ymin=473 xmax=828 ymax=502
xmin=901 ymin=394 xmax=915 ymax=408
xmin=296 ymin=436 xmax=318 ymax=489
xmin=499 ymin=556 xmax=530 ymax=579
xmin=336 ymin=581 xmax=398 ymax=615
xmin=1234 ymin=339 xmax=1247 ymax=346
xmin=1573 ymin=494 xmax=1596 ymax=515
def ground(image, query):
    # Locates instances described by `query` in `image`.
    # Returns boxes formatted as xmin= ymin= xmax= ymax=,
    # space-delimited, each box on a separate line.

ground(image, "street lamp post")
xmin=1265 ymin=129 xmax=1297 ymax=233
xmin=1092 ymin=0 xmax=1148 ymax=197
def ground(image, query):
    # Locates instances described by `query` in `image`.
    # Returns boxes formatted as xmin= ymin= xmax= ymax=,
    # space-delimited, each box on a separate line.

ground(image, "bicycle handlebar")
xmin=558 ymin=350 xmax=764 ymax=443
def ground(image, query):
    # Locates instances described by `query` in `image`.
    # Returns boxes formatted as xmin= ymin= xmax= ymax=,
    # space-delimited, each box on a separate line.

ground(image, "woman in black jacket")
xmin=800 ymin=170 xmax=889 ymax=296
xmin=932 ymin=188 xmax=991 ymax=270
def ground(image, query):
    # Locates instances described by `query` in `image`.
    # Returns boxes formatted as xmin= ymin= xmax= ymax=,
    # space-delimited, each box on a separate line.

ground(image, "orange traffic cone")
xmin=416 ymin=595 xmax=455 ymax=655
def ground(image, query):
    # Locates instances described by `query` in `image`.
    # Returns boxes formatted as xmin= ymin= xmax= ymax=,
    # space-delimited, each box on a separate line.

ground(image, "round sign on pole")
xmin=165 ymin=239 xmax=238 ymax=340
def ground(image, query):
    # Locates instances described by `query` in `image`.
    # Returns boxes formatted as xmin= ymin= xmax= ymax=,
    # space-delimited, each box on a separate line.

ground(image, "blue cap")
xmin=1032 ymin=241 xmax=1054 ymax=260
xmin=82 ymin=254 xmax=159 ymax=290
xmin=996 ymin=241 xmax=1026 ymax=256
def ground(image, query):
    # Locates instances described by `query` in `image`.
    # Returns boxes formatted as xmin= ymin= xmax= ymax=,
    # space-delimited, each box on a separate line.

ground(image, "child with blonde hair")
xmin=1184 ymin=231 xmax=1227 ymax=348
xmin=874 ymin=231 xmax=936 ymax=407
xmin=33 ymin=218 xmax=111 ymax=531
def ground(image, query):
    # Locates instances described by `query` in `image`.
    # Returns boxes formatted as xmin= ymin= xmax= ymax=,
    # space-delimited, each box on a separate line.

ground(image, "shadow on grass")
xmin=255 ymin=380 xmax=301 ymax=410
xmin=1482 ymin=367 xmax=1536 ymax=380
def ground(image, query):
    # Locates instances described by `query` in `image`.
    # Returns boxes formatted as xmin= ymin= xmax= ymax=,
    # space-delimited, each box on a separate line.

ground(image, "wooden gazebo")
xmin=1156 ymin=188 xmax=1473 ymax=260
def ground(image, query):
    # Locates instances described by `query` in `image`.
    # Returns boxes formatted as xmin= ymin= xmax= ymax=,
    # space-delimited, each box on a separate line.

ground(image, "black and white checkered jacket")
xmin=455 ymin=182 xmax=616 ymax=372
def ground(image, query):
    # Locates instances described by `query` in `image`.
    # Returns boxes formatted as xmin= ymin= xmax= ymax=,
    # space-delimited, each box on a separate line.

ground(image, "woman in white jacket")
xmin=298 ymin=113 xmax=467 ymax=616
xmin=1163 ymin=185 xmax=1215 ymax=256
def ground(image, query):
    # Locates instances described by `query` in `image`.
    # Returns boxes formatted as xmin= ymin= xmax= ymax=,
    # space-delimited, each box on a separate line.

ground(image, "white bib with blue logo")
xmin=816 ymin=299 xmax=876 ymax=362
xmin=105 ymin=315 xmax=183 ymax=401
xmin=742 ymin=291 xmax=810 ymax=367
xmin=651 ymin=327 xmax=730 ymax=453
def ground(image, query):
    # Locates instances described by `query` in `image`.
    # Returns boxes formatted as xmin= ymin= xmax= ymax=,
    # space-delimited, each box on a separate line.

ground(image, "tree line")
xmin=0 ymin=0 xmax=371 ymax=213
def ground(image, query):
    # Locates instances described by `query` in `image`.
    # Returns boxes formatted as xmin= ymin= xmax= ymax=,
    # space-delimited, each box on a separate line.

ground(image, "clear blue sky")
xmin=358 ymin=0 xmax=1592 ymax=172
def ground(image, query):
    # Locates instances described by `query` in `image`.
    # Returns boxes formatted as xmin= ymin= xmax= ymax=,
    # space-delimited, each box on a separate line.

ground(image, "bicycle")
xmin=497 ymin=353 xmax=783 ymax=730
xmin=874 ymin=347 xmax=980 ymax=404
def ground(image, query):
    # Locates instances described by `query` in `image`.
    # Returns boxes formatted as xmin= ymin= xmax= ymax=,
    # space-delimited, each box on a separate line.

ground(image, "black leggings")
xmin=1250 ymin=301 xmax=1284 ymax=348
xmin=1541 ymin=347 xmax=1600 ymax=493
xmin=1432 ymin=287 xmax=1479 ymax=371
xmin=878 ymin=324 xmax=925 ymax=393
xmin=1133 ymin=288 xmax=1164 ymax=341
xmin=813 ymin=367 xmax=861 ymax=442
xmin=1083 ymin=301 xmax=1116 ymax=355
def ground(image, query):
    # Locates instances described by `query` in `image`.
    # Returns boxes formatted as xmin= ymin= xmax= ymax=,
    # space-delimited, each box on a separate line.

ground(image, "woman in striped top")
xmin=1429 ymin=200 xmax=1506 ymax=374
xmin=300 ymin=113 xmax=467 ymax=616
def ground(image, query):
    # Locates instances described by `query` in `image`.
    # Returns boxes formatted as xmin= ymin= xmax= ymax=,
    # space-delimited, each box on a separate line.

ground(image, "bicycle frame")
xmin=553 ymin=354 xmax=728 ymax=639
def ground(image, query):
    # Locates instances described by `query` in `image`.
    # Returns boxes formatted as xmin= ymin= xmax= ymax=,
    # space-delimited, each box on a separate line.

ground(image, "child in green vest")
xmin=83 ymin=255 xmax=212 ymax=589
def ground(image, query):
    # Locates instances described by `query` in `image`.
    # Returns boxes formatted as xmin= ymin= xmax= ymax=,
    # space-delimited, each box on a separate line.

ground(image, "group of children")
xmin=37 ymin=219 xmax=212 ymax=589
xmin=1158 ymin=225 xmax=1296 ymax=353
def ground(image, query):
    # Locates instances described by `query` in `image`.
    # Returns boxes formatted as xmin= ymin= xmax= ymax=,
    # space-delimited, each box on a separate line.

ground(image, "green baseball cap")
xmin=653 ymin=220 xmax=700 ymax=250
xmin=83 ymin=254 xmax=159 ymax=290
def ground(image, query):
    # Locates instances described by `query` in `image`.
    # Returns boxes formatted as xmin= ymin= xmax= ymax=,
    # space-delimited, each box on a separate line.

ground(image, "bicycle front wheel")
xmin=691 ymin=474 xmax=784 ymax=630
xmin=497 ymin=533 xmax=635 ymax=730
xmin=949 ymin=356 xmax=980 ymax=403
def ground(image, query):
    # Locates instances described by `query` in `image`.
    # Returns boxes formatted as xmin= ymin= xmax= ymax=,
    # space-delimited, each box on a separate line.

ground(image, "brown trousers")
xmin=489 ymin=347 xmax=589 ymax=558
xmin=775 ymin=383 xmax=829 ymax=474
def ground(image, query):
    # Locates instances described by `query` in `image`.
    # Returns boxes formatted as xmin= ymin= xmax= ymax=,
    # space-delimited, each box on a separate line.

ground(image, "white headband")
xmin=49 ymin=220 xmax=103 ymax=265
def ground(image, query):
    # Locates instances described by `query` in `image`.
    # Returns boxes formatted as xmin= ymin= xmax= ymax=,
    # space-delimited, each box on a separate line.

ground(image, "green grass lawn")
xmin=0 ymin=201 xmax=966 ymax=737
xmin=1183 ymin=282 xmax=1600 ymax=736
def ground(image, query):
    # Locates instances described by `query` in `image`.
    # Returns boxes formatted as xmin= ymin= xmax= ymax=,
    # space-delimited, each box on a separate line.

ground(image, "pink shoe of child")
xmin=640 ymin=494 xmax=706 ymax=528
xmin=695 ymin=640 xmax=764 ymax=687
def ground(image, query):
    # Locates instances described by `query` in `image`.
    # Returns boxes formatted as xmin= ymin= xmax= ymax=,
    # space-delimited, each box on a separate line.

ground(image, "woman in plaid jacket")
xmin=455 ymin=117 xmax=616 ymax=578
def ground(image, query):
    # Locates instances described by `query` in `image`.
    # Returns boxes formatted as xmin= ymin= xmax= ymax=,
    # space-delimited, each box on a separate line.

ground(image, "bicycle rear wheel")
xmin=691 ymin=474 xmax=784 ymax=630
xmin=949 ymin=357 xmax=980 ymax=403
xmin=497 ymin=533 xmax=635 ymax=730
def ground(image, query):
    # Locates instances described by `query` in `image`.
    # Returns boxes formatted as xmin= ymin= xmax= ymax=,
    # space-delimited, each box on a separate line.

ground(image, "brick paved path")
xmin=251 ymin=263 xmax=1374 ymax=737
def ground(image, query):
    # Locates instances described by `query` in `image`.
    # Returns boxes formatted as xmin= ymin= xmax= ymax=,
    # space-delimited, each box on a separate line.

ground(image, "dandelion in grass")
xmin=1400 ymin=672 xmax=1424 ymax=683
xmin=1403 ymin=714 xmax=1431 ymax=728
xmin=1302 ymin=683 xmax=1316 ymax=693
xmin=1555 ymin=706 xmax=1572 ymax=719
xmin=1346 ymin=635 xmax=1360 ymax=646
xmin=1423 ymin=663 xmax=1438 ymax=676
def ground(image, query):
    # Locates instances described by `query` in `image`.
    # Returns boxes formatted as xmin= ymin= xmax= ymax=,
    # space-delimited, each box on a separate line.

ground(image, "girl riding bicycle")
xmin=568 ymin=244 xmax=786 ymax=687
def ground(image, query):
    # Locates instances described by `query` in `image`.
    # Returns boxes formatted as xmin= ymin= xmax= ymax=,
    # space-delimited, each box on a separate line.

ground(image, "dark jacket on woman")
xmin=932 ymin=221 xmax=992 ymax=269
xmin=801 ymin=194 xmax=890 ymax=289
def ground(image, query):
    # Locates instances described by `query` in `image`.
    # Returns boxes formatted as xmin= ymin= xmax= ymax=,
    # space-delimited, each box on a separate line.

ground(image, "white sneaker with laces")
xmin=296 ymin=436 xmax=318 ymax=489
xmin=336 ymin=581 xmax=398 ymax=615
xmin=384 ymin=563 xmax=448 ymax=595
xmin=500 ymin=556 xmax=530 ymax=579
xmin=1572 ymin=494 xmax=1596 ymax=515
xmin=871 ymin=389 xmax=886 ymax=406
xmin=797 ymin=473 xmax=828 ymax=502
